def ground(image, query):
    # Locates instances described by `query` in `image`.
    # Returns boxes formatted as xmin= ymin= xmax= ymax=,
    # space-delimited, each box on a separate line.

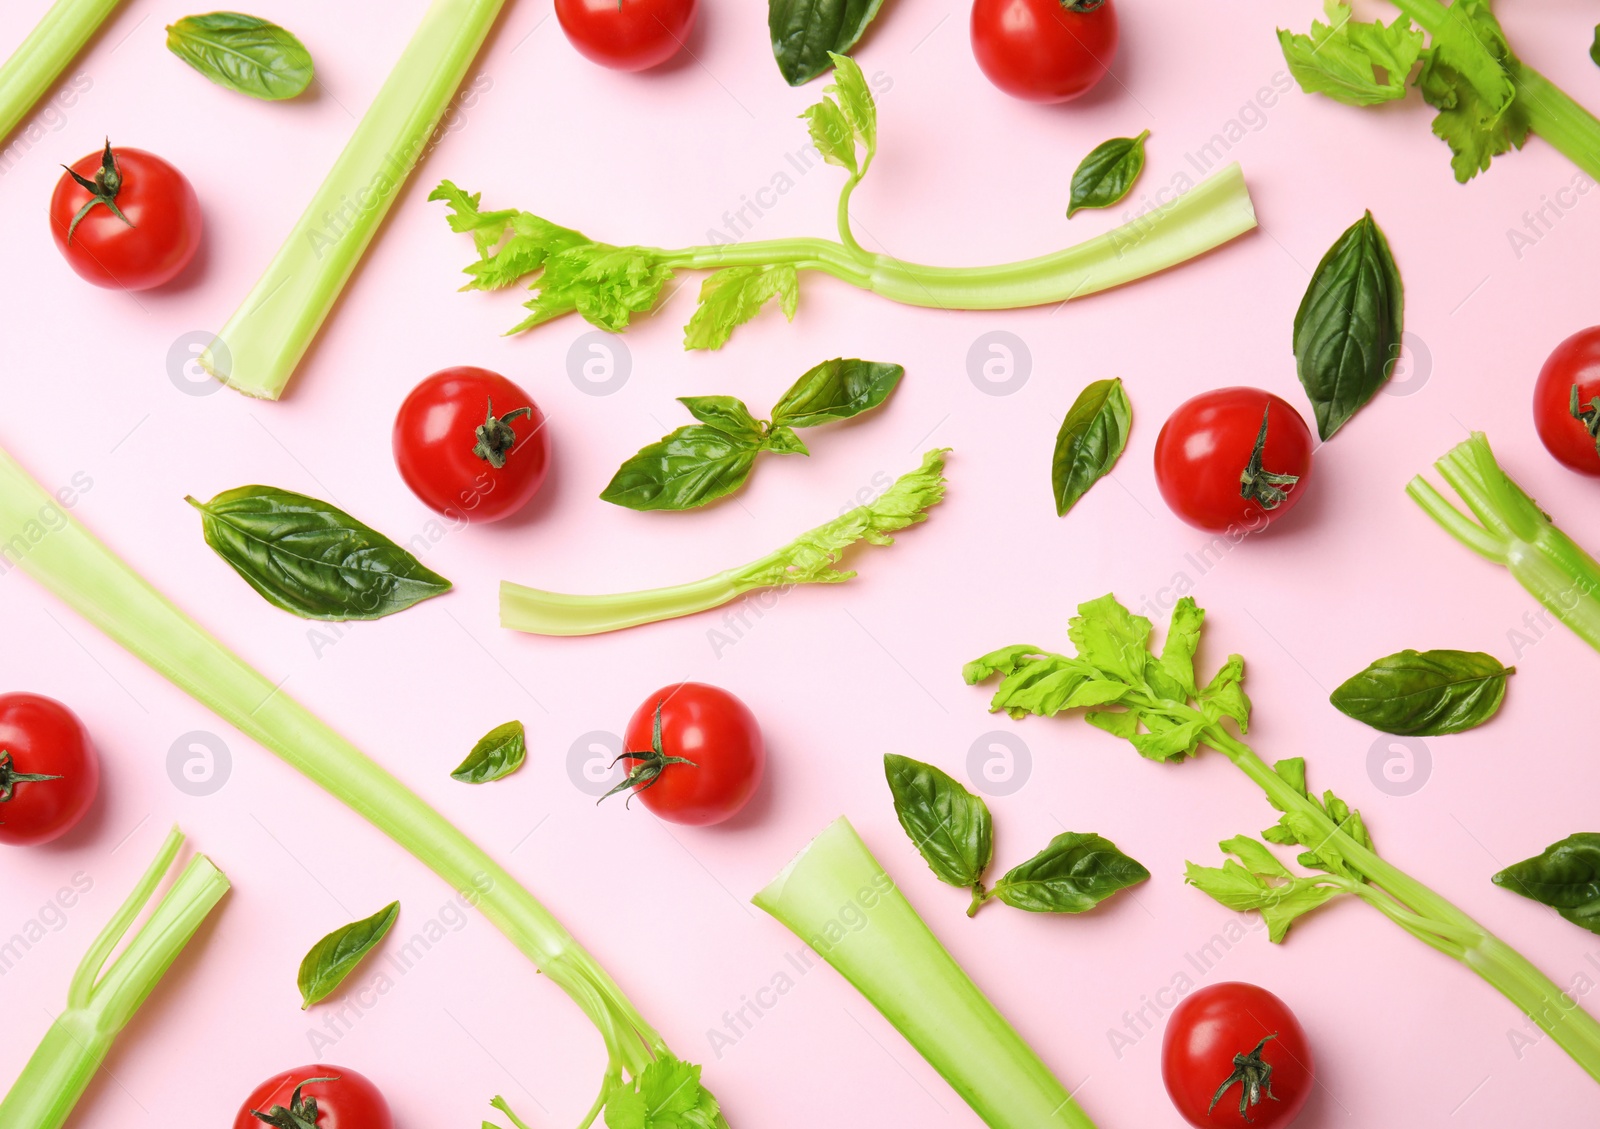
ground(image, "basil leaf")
xmin=1066 ymin=131 xmax=1150 ymax=218
xmin=1494 ymin=834 xmax=1600 ymax=935
xmin=189 ymin=486 xmax=451 ymax=621
xmin=768 ymin=0 xmax=887 ymax=86
xmin=678 ymin=396 xmax=764 ymax=439
xmin=883 ymin=754 xmax=992 ymax=889
xmin=1293 ymin=211 xmax=1404 ymax=440
xmin=992 ymin=832 xmax=1149 ymax=913
xmin=600 ymin=426 xmax=761 ymax=512
xmin=1330 ymin=649 xmax=1512 ymax=735
xmin=770 ymin=358 xmax=904 ymax=429
xmin=297 ymin=901 xmax=399 ymax=1008
xmin=763 ymin=425 xmax=809 ymax=455
xmin=165 ymin=12 xmax=314 ymax=101
xmin=1592 ymin=25 xmax=1599 ymax=68
xmin=451 ymin=720 xmax=527 ymax=784
xmin=1051 ymin=377 xmax=1132 ymax=516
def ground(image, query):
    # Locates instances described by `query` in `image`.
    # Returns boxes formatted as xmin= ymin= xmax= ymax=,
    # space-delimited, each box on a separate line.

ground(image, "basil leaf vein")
xmin=992 ymin=831 xmax=1150 ymax=913
xmin=768 ymin=0 xmax=887 ymax=86
xmin=165 ymin=12 xmax=314 ymax=101
xmin=1494 ymin=834 xmax=1600 ymax=935
xmin=883 ymin=754 xmax=992 ymax=889
xmin=1051 ymin=377 xmax=1132 ymax=516
xmin=297 ymin=901 xmax=399 ymax=1008
xmin=1067 ymin=131 xmax=1149 ymax=218
xmin=1329 ymin=648 xmax=1511 ymax=735
xmin=451 ymin=720 xmax=527 ymax=784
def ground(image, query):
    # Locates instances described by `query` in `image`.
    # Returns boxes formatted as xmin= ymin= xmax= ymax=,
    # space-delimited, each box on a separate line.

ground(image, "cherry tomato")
xmin=392 ymin=366 xmax=550 ymax=524
xmin=971 ymin=0 xmax=1119 ymax=103
xmin=50 ymin=141 xmax=201 ymax=290
xmin=234 ymin=1065 xmax=392 ymax=1129
xmin=554 ymin=0 xmax=697 ymax=71
xmin=1162 ymin=983 xmax=1313 ymax=1129
xmin=0 ymin=693 xmax=98 ymax=847
xmin=1533 ymin=326 xmax=1600 ymax=476
xmin=613 ymin=683 xmax=764 ymax=826
xmin=1154 ymin=388 xmax=1314 ymax=533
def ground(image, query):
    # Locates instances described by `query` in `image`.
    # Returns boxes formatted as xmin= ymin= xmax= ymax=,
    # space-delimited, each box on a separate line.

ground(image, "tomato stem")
xmin=61 ymin=138 xmax=133 ymax=243
xmin=1238 ymin=406 xmax=1299 ymax=511
xmin=472 ymin=399 xmax=532 ymax=469
xmin=0 ymin=749 xmax=62 ymax=802
xmin=250 ymin=1077 xmax=340 ymax=1129
xmin=1208 ymin=1035 xmax=1279 ymax=1119
xmin=599 ymin=702 xmax=697 ymax=806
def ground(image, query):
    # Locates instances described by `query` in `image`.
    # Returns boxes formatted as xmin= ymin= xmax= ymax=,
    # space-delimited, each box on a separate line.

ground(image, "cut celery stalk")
xmin=0 ymin=0 xmax=121 ymax=143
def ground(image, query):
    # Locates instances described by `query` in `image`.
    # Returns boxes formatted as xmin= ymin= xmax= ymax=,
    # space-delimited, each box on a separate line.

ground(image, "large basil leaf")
xmin=1293 ymin=211 xmax=1404 ymax=440
xmin=165 ymin=12 xmax=314 ymax=101
xmin=769 ymin=0 xmax=887 ymax=86
xmin=1052 ymin=377 xmax=1132 ymax=516
xmin=298 ymin=901 xmax=399 ymax=1008
xmin=1067 ymin=131 xmax=1149 ymax=217
xmin=883 ymin=754 xmax=992 ymax=889
xmin=1330 ymin=649 xmax=1511 ymax=735
xmin=992 ymin=832 xmax=1149 ymax=913
xmin=600 ymin=426 xmax=763 ymax=511
xmin=770 ymin=358 xmax=903 ymax=428
xmin=190 ymin=486 xmax=451 ymax=620
xmin=1494 ymin=834 xmax=1600 ymax=935
xmin=451 ymin=720 xmax=527 ymax=784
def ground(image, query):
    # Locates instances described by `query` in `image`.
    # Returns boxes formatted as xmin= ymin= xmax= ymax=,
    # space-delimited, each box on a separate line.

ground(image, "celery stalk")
xmin=0 ymin=0 xmax=121 ymax=143
xmin=201 ymin=0 xmax=507 ymax=400
xmin=0 ymin=827 xmax=228 ymax=1129
xmin=755 ymin=819 xmax=1098 ymax=1129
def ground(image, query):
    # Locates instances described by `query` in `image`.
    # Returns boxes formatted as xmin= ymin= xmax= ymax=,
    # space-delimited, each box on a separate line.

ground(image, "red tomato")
xmin=392 ymin=367 xmax=550 ymax=524
xmin=1154 ymin=388 xmax=1314 ymax=534
xmin=554 ymin=0 xmax=697 ymax=71
xmin=49 ymin=141 xmax=201 ymax=290
xmin=614 ymin=683 xmax=764 ymax=826
xmin=234 ymin=1065 xmax=392 ymax=1129
xmin=0 ymin=693 xmax=98 ymax=847
xmin=1533 ymin=326 xmax=1600 ymax=475
xmin=971 ymin=0 xmax=1119 ymax=103
xmin=1162 ymin=983 xmax=1313 ymax=1129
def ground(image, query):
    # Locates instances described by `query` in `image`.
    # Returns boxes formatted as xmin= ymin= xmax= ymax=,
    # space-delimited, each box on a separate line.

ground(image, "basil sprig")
xmin=768 ymin=0 xmax=886 ymax=86
xmin=1330 ymin=649 xmax=1512 ymax=735
xmin=1293 ymin=211 xmax=1404 ymax=440
xmin=451 ymin=721 xmax=527 ymax=784
xmin=1494 ymin=834 xmax=1600 ymax=935
xmin=297 ymin=901 xmax=399 ymax=1008
xmin=1052 ymin=377 xmax=1131 ymax=516
xmin=601 ymin=358 xmax=903 ymax=512
xmin=166 ymin=12 xmax=314 ymax=101
xmin=1067 ymin=131 xmax=1150 ymax=217
xmin=189 ymin=486 xmax=451 ymax=620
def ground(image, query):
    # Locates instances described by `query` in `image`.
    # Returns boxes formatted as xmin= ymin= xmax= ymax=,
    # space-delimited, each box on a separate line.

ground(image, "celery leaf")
xmin=1277 ymin=0 xmax=1424 ymax=107
xmin=683 ymin=263 xmax=799 ymax=350
xmin=1416 ymin=0 xmax=1529 ymax=182
xmin=604 ymin=1054 xmax=722 ymax=1129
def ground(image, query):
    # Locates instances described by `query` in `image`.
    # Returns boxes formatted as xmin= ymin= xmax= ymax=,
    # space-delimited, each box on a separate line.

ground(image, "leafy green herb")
xmin=1051 ymin=377 xmax=1131 ymax=516
xmin=600 ymin=359 xmax=904 ymax=512
xmin=1494 ymin=835 xmax=1600 ymax=936
xmin=451 ymin=721 xmax=527 ymax=784
xmin=188 ymin=486 xmax=451 ymax=621
xmin=1277 ymin=1 xmax=1423 ymax=106
xmin=1592 ymin=25 xmax=1599 ymax=69
xmin=297 ymin=901 xmax=400 ymax=1008
xmin=768 ymin=0 xmax=886 ymax=85
xmin=884 ymin=754 xmax=992 ymax=890
xmin=1067 ymin=131 xmax=1149 ymax=217
xmin=986 ymin=832 xmax=1149 ymax=914
xmin=1330 ymin=649 xmax=1511 ymax=735
xmin=1292 ymin=211 xmax=1404 ymax=440
xmin=166 ymin=12 xmax=314 ymax=100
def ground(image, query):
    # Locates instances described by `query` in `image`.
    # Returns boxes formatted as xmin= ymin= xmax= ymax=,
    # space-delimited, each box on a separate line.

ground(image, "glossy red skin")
xmin=234 ymin=1066 xmax=392 ymax=1129
xmin=392 ymin=367 xmax=550 ymax=524
xmin=1154 ymin=388 xmax=1314 ymax=533
xmin=1162 ymin=983 xmax=1313 ymax=1129
xmin=0 ymin=693 xmax=98 ymax=846
xmin=971 ymin=0 xmax=1119 ymax=103
xmin=49 ymin=147 xmax=201 ymax=290
xmin=554 ymin=0 xmax=697 ymax=71
xmin=1533 ymin=326 xmax=1600 ymax=475
xmin=623 ymin=683 xmax=764 ymax=826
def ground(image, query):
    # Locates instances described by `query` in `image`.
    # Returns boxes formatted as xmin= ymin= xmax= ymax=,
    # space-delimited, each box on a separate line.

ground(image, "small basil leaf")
xmin=1051 ymin=377 xmax=1132 ymax=516
xmin=992 ymin=832 xmax=1149 ymax=913
xmin=1592 ymin=25 xmax=1600 ymax=68
xmin=1067 ymin=131 xmax=1150 ymax=218
xmin=1293 ymin=211 xmax=1404 ymax=440
xmin=451 ymin=720 xmax=527 ymax=784
xmin=768 ymin=0 xmax=887 ymax=86
xmin=189 ymin=486 xmax=451 ymax=621
xmin=165 ymin=12 xmax=314 ymax=101
xmin=600 ymin=426 xmax=761 ymax=511
xmin=678 ymin=396 xmax=764 ymax=440
xmin=297 ymin=901 xmax=399 ymax=1008
xmin=1494 ymin=834 xmax=1600 ymax=936
xmin=763 ymin=425 xmax=810 ymax=456
xmin=769 ymin=358 xmax=904 ymax=428
xmin=1330 ymin=649 xmax=1512 ymax=735
xmin=883 ymin=754 xmax=992 ymax=889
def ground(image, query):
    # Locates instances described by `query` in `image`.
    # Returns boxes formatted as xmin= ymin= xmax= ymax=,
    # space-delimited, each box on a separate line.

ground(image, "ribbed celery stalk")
xmin=0 ymin=827 xmax=228 ymax=1129
xmin=201 ymin=0 xmax=507 ymax=399
xmin=754 ymin=819 xmax=1098 ymax=1129
xmin=0 ymin=0 xmax=121 ymax=143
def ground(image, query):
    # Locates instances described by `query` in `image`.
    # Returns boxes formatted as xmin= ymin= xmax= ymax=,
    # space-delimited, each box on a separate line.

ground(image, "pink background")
xmin=2 ymin=1 xmax=1599 ymax=1125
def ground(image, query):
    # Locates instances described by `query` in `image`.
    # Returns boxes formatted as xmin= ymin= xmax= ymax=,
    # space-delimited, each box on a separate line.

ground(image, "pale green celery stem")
xmin=0 ymin=0 xmax=120 ymax=143
xmin=0 ymin=446 xmax=659 ymax=1079
xmin=755 ymin=819 xmax=1098 ymax=1129
xmin=501 ymin=571 xmax=742 ymax=636
xmin=202 ymin=0 xmax=507 ymax=400
xmin=0 ymin=828 xmax=228 ymax=1129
